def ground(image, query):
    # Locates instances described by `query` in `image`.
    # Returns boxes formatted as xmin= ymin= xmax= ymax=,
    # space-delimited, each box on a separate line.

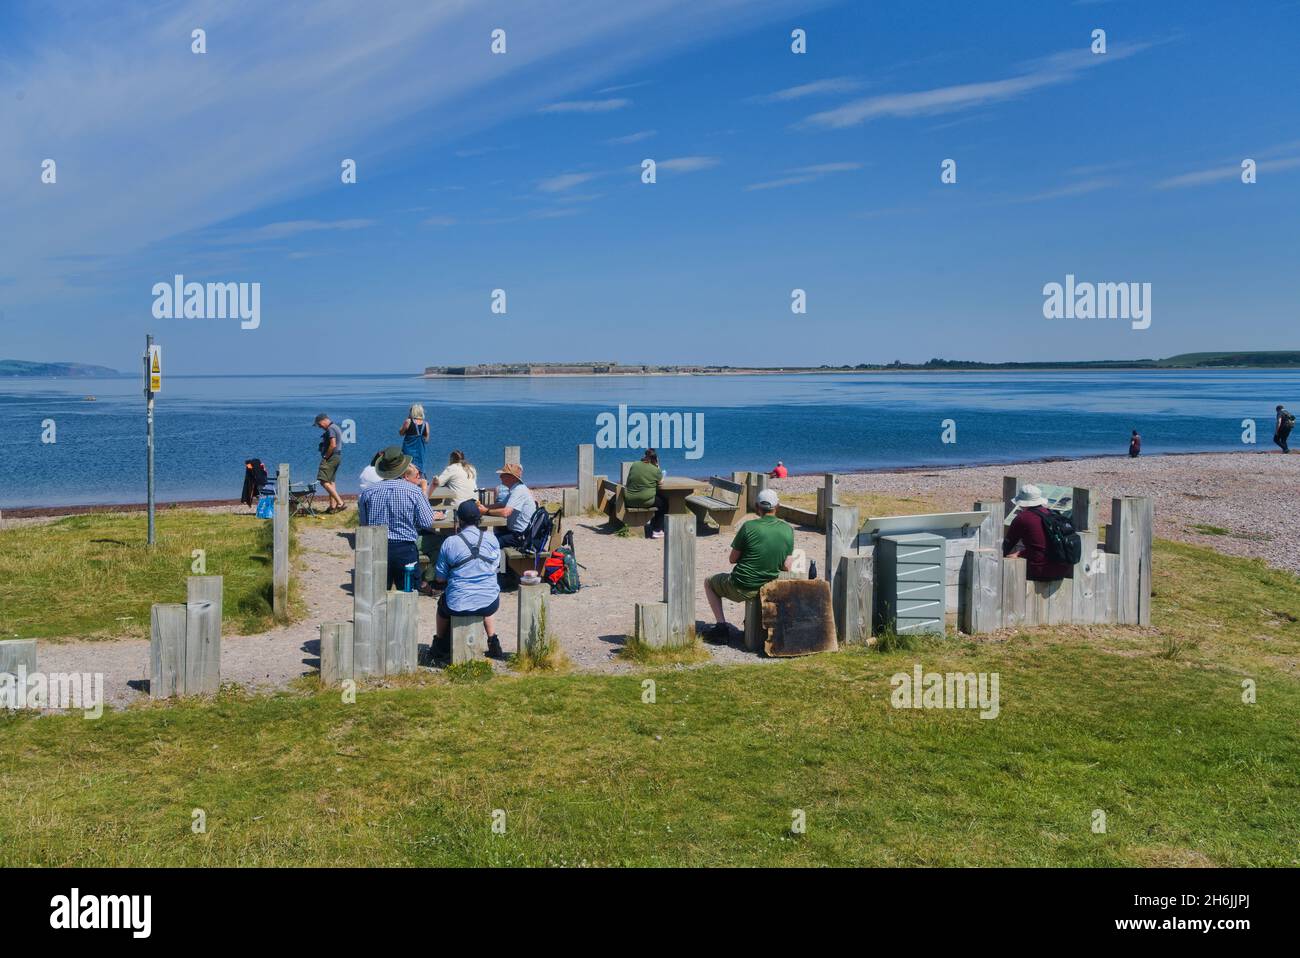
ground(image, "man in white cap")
xmin=702 ymin=487 xmax=794 ymax=643
xmin=1003 ymin=484 xmax=1072 ymax=582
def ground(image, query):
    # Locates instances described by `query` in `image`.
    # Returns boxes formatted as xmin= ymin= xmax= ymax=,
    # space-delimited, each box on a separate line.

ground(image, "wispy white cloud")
xmin=213 ymin=219 xmax=377 ymax=244
xmin=657 ymin=156 xmax=721 ymax=173
xmin=607 ymin=130 xmax=657 ymax=145
xmin=801 ymin=41 xmax=1154 ymax=129
xmin=422 ymin=215 xmax=457 ymax=227
xmin=539 ymin=98 xmax=631 ymax=114
xmin=1156 ymin=155 xmax=1300 ymax=189
xmin=597 ymin=81 xmax=651 ymax=94
xmin=744 ymin=161 xmax=862 ymax=191
xmin=1005 ymin=177 xmax=1117 ymax=203
xmin=750 ymin=76 xmax=866 ymax=103
xmin=537 ymin=171 xmax=604 ymax=193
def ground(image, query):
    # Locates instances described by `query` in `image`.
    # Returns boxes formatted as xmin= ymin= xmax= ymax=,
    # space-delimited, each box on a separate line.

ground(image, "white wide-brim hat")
xmin=1013 ymin=484 xmax=1047 ymax=508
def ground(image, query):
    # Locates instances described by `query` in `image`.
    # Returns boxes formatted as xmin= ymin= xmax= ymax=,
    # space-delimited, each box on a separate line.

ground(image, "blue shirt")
xmin=435 ymin=526 xmax=501 ymax=612
xmin=504 ymin=482 xmax=536 ymax=533
xmin=357 ymin=479 xmax=435 ymax=543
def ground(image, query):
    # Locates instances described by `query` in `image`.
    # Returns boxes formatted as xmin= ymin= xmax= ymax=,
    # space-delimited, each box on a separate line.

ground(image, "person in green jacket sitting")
xmin=625 ymin=448 xmax=667 ymax=539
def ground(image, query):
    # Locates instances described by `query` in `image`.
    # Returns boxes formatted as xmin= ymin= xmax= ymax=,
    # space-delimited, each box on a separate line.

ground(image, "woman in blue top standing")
xmin=399 ymin=403 xmax=429 ymax=478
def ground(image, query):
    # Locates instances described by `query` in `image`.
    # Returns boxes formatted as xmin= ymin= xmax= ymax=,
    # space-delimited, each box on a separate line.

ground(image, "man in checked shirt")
xmin=357 ymin=446 xmax=437 ymax=591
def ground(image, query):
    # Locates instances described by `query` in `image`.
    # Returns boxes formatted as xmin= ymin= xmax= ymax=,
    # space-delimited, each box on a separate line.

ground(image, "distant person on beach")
xmin=357 ymin=447 xmax=436 ymax=591
xmin=428 ymin=449 xmax=478 ymax=507
xmin=703 ymin=488 xmax=794 ymax=643
xmin=1129 ymin=430 xmax=1141 ymax=458
xmin=1002 ymin=484 xmax=1072 ymax=582
xmin=770 ymin=461 xmax=788 ymax=478
xmin=481 ymin=462 xmax=536 ymax=549
xmin=625 ymin=448 xmax=667 ymax=539
xmin=431 ymin=499 xmax=504 ymax=661
xmin=1275 ymin=405 xmax=1295 ymax=453
xmin=399 ymin=403 xmax=430 ymax=478
xmin=314 ymin=413 xmax=345 ymax=513
xmin=358 ymin=450 xmax=384 ymax=493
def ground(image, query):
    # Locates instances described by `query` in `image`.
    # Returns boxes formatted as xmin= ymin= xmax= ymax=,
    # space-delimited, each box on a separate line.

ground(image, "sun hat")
xmin=313 ymin=412 xmax=330 ymax=425
xmin=375 ymin=445 xmax=412 ymax=480
xmin=498 ymin=462 xmax=523 ymax=480
xmin=1013 ymin=484 xmax=1047 ymax=508
xmin=756 ymin=489 xmax=779 ymax=510
xmin=456 ymin=499 xmax=482 ymax=525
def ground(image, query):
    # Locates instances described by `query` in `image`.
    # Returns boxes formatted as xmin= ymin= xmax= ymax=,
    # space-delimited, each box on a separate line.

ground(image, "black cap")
xmin=456 ymin=499 xmax=482 ymax=524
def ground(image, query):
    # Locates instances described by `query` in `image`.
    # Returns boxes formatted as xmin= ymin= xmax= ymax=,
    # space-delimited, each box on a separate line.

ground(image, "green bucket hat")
xmin=375 ymin=445 xmax=412 ymax=480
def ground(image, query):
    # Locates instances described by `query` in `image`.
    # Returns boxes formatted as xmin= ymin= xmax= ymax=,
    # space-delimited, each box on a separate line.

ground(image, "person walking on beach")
xmin=428 ymin=449 xmax=478 ymax=507
xmin=1274 ymin=405 xmax=1295 ymax=453
xmin=1003 ymin=485 xmax=1072 ymax=582
xmin=399 ymin=404 xmax=430 ymax=478
xmin=625 ymin=448 xmax=668 ymax=538
xmin=702 ymin=488 xmax=794 ymax=643
xmin=481 ymin=462 xmax=536 ymax=549
xmin=314 ymin=412 xmax=345 ymax=513
xmin=357 ymin=447 xmax=436 ymax=591
xmin=1129 ymin=430 xmax=1141 ymax=458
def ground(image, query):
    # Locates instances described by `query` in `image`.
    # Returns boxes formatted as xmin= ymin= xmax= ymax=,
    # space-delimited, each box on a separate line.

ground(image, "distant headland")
xmin=0 ymin=359 xmax=120 ymax=378
xmin=424 ymin=351 xmax=1300 ymax=378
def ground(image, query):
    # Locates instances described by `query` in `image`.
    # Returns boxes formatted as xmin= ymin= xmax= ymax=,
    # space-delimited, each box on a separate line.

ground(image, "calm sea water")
xmin=1 ymin=370 xmax=1295 ymax=508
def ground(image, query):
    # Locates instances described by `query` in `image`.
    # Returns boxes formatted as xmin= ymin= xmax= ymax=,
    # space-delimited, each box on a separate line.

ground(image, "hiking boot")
xmin=703 ymin=622 xmax=730 ymax=644
xmin=486 ymin=635 xmax=505 ymax=660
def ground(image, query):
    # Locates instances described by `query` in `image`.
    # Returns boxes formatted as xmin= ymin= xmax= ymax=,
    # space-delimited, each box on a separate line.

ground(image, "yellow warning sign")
xmin=148 ymin=344 xmax=162 ymax=393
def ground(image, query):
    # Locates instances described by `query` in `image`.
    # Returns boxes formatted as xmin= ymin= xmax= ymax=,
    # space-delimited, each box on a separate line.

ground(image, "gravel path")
xmin=18 ymin=451 xmax=1298 ymax=709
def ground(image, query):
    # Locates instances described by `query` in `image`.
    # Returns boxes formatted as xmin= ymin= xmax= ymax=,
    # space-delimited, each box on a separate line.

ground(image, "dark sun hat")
xmin=375 ymin=445 xmax=412 ymax=480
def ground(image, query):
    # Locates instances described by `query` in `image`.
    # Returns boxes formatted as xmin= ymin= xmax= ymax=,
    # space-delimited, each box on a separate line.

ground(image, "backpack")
xmin=543 ymin=530 xmax=581 ymax=594
xmin=519 ymin=504 xmax=554 ymax=556
xmin=1038 ymin=508 xmax=1082 ymax=565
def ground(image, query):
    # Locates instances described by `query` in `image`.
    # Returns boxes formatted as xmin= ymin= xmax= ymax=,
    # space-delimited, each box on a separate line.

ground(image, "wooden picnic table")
xmin=427 ymin=510 xmax=507 ymax=531
xmin=658 ymin=477 xmax=704 ymax=515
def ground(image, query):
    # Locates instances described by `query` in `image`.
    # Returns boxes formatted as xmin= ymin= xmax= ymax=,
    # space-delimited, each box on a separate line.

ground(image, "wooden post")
xmin=825 ymin=504 xmax=859 ymax=634
xmin=504 ymin=445 xmax=520 ymax=468
xmin=634 ymin=601 xmax=668 ymax=648
xmin=977 ymin=500 xmax=1005 ymax=551
xmin=451 ymin=615 xmax=487 ymax=664
xmin=1071 ymin=487 xmax=1093 ymax=532
xmin=621 ymin=461 xmax=635 ymax=485
xmin=149 ymin=603 xmax=186 ymax=699
xmin=0 ymin=639 xmax=37 ymax=677
xmin=518 ymin=581 xmax=548 ymax=656
xmin=816 ymin=473 xmax=838 ymax=528
xmin=750 ymin=472 xmax=768 ymax=512
xmin=1000 ymin=557 xmax=1027 ymax=629
xmin=1002 ymin=475 xmax=1023 ymax=517
xmin=385 ymin=590 xmax=419 ymax=675
xmin=837 ymin=554 xmax=873 ymax=645
xmin=1109 ymin=496 xmax=1153 ymax=626
xmin=353 ymin=525 xmax=389 ymax=677
xmin=186 ymin=575 xmax=223 ymax=693
xmin=562 ymin=487 xmax=581 ymax=519
xmin=319 ymin=622 xmax=353 ymax=685
xmin=662 ymin=513 xmax=696 ymax=646
xmin=273 ymin=463 xmax=289 ymax=622
xmin=577 ymin=443 xmax=595 ymax=511
xmin=183 ymin=600 xmax=220 ymax=695
xmin=960 ymin=500 xmax=1005 ymax=635
xmin=743 ymin=570 xmax=801 ymax=653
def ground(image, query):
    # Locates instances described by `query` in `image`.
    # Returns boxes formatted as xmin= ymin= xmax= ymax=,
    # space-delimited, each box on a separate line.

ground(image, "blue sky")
xmin=2 ymin=0 xmax=1298 ymax=373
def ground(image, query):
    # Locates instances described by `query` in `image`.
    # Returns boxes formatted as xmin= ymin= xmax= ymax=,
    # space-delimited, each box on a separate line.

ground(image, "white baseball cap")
xmin=756 ymin=489 xmax=779 ymax=509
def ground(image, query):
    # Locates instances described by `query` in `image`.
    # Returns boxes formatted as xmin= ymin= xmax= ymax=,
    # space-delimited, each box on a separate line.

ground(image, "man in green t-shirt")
xmin=703 ymin=488 xmax=794 ymax=642
xmin=625 ymin=450 xmax=667 ymax=538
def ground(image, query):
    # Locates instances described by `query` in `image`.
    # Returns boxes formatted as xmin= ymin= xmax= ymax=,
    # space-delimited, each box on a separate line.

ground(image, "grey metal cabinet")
xmin=876 ymin=532 xmax=945 ymax=637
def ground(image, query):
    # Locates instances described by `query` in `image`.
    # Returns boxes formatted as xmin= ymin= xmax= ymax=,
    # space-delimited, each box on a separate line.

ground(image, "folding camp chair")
xmin=288 ymin=481 xmax=319 ymax=517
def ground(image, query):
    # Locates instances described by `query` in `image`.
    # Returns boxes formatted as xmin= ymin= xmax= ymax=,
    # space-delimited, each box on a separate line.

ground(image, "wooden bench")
xmin=500 ymin=504 xmax=562 ymax=577
xmin=604 ymin=482 xmax=658 ymax=533
xmin=686 ymin=476 xmax=744 ymax=533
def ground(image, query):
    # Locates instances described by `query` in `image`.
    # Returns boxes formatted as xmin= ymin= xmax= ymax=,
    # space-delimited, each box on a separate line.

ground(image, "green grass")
xmin=0 ymin=510 xmax=300 ymax=641
xmin=1 ymin=538 xmax=1297 ymax=866
xmin=1190 ymin=523 xmax=1230 ymax=536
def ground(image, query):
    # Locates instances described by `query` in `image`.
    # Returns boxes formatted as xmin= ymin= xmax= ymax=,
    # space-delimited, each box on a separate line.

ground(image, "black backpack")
xmin=1038 ymin=508 xmax=1082 ymax=565
xmin=519 ymin=504 xmax=554 ymax=556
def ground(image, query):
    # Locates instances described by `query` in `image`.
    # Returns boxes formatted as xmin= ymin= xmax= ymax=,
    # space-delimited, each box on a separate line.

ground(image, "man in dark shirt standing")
xmin=1129 ymin=430 xmax=1141 ymax=458
xmin=1275 ymin=405 xmax=1294 ymax=453
xmin=1003 ymin=484 xmax=1072 ymax=582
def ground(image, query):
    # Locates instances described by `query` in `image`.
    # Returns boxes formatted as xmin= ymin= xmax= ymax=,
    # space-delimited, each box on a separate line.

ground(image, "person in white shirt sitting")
xmin=428 ymin=449 xmax=478 ymax=507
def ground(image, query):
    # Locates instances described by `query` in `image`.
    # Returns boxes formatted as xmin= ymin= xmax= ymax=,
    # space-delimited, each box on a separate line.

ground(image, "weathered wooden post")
xmin=662 ymin=513 xmax=696 ymax=646
xmin=0 ymin=639 xmax=37 ymax=678
xmin=319 ymin=622 xmax=354 ymax=685
xmin=385 ymin=590 xmax=419 ymax=675
xmin=577 ymin=443 xmax=595 ymax=512
xmin=149 ymin=603 xmax=186 ymax=699
xmin=825 ymin=504 xmax=859 ymax=639
xmin=518 ymin=581 xmax=548 ymax=657
xmin=353 ymin=525 xmax=389 ymax=676
xmin=960 ymin=501 xmax=1005 ymax=634
xmin=749 ymin=472 xmax=768 ymax=512
xmin=634 ymin=601 xmax=668 ymax=648
xmin=815 ymin=473 xmax=839 ymax=528
xmin=273 ymin=463 xmax=290 ymax=622
xmin=186 ymin=575 xmax=223 ymax=693
xmin=504 ymin=445 xmax=520 ymax=468
xmin=621 ymin=461 xmax=635 ymax=485
xmin=450 ymin=615 xmax=487 ymax=664
xmin=1071 ymin=486 xmax=1093 ymax=532
xmin=1109 ymin=496 xmax=1153 ymax=626
xmin=1001 ymin=475 xmax=1023 ymax=517
xmin=837 ymin=555 xmax=873 ymax=645
xmin=562 ymin=487 xmax=581 ymax=519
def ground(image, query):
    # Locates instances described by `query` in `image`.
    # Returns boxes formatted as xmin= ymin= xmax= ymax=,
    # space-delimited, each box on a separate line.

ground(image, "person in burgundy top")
xmin=1002 ymin=484 xmax=1072 ymax=582
xmin=1129 ymin=430 xmax=1141 ymax=458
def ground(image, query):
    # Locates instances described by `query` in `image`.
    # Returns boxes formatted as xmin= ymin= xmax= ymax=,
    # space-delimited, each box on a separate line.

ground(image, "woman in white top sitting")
xmin=428 ymin=449 xmax=478 ymax=507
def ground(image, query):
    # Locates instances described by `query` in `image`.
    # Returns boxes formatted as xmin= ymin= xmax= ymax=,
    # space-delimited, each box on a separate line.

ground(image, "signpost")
xmin=144 ymin=336 xmax=160 ymax=546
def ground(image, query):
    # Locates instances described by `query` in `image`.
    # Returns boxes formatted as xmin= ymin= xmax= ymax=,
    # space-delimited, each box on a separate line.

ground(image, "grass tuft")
xmin=510 ymin=603 xmax=569 ymax=673
xmin=444 ymin=660 xmax=493 ymax=683
xmin=618 ymin=635 xmax=712 ymax=665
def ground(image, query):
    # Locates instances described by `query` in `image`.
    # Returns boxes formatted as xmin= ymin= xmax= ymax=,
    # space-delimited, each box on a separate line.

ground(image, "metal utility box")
xmin=875 ymin=532 xmax=945 ymax=637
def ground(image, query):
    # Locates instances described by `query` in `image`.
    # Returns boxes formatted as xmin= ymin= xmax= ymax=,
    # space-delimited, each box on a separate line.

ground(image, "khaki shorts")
xmin=317 ymin=454 xmax=341 ymax=484
xmin=709 ymin=572 xmax=760 ymax=603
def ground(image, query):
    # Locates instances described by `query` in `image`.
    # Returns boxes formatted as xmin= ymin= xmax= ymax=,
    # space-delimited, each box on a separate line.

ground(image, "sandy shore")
xmin=17 ymin=450 xmax=1298 ymax=708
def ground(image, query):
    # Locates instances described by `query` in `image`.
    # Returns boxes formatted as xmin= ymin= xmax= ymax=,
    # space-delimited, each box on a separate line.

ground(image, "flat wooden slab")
xmin=761 ymin=579 xmax=837 ymax=657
